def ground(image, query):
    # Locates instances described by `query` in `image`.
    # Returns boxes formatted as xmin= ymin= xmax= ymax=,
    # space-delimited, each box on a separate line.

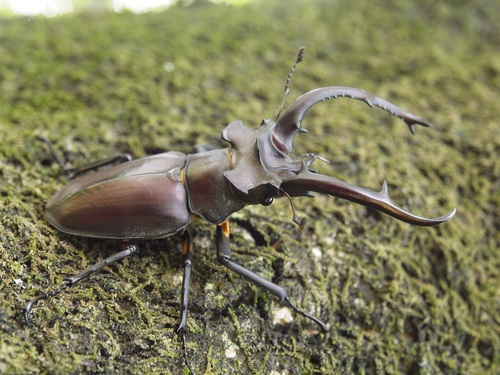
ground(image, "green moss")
xmin=1 ymin=0 xmax=499 ymax=373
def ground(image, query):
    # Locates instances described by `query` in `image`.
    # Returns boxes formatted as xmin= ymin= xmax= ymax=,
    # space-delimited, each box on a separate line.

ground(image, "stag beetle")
xmin=25 ymin=48 xmax=455 ymax=370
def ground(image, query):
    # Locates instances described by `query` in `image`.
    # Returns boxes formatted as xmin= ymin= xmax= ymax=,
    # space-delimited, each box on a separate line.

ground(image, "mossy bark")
xmin=1 ymin=0 xmax=498 ymax=373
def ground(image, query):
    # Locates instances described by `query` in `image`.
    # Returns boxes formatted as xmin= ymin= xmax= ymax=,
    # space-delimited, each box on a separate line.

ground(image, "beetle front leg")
xmin=216 ymin=221 xmax=328 ymax=332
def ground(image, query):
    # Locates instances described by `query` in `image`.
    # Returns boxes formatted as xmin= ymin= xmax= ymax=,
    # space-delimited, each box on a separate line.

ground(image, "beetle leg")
xmin=216 ymin=221 xmax=328 ymax=332
xmin=24 ymin=244 xmax=138 ymax=326
xmin=173 ymin=231 xmax=195 ymax=375
xmin=176 ymin=231 xmax=194 ymax=334
xmin=37 ymin=135 xmax=131 ymax=178
xmin=66 ymin=154 xmax=132 ymax=178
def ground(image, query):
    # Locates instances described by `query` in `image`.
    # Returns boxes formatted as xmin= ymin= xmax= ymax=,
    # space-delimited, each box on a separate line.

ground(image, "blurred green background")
xmin=0 ymin=0 xmax=498 ymax=373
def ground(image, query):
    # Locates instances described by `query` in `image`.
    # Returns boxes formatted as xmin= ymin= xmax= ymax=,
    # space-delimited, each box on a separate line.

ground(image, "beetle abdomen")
xmin=46 ymin=152 xmax=190 ymax=239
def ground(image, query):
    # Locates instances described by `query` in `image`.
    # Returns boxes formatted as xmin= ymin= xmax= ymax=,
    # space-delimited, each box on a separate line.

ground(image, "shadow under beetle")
xmin=25 ymin=48 xmax=456 ymax=371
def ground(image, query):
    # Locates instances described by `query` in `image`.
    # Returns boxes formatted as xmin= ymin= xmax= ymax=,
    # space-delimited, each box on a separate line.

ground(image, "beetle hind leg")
xmin=37 ymin=135 xmax=131 ymax=178
xmin=216 ymin=221 xmax=328 ymax=332
xmin=24 ymin=244 xmax=138 ymax=325
xmin=65 ymin=154 xmax=132 ymax=178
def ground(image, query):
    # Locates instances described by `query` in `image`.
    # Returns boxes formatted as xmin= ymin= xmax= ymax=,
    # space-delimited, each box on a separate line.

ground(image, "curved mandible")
xmin=281 ymin=168 xmax=456 ymax=227
xmin=272 ymin=87 xmax=433 ymax=154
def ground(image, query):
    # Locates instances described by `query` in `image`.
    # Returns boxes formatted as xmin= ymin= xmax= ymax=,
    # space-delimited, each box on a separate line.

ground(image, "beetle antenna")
xmin=275 ymin=47 xmax=306 ymax=121
xmin=280 ymin=188 xmax=304 ymax=226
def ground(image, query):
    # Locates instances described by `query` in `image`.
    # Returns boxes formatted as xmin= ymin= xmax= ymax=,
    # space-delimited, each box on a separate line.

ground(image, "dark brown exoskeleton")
xmin=25 ymin=48 xmax=455 ymax=372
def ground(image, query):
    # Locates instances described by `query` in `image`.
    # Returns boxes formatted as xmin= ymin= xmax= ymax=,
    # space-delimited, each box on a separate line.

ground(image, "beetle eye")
xmin=259 ymin=196 xmax=273 ymax=206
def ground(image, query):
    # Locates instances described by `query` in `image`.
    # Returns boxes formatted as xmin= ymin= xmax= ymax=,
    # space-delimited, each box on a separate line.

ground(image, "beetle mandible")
xmin=25 ymin=48 xmax=456 ymax=368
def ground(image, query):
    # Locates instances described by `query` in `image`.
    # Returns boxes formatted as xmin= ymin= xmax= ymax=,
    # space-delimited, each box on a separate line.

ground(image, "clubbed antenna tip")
xmin=296 ymin=46 xmax=305 ymax=64
xmin=275 ymin=47 xmax=306 ymax=121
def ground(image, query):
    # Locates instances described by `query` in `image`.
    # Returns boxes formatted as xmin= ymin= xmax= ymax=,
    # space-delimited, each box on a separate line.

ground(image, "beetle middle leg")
xmin=24 ymin=244 xmax=138 ymax=325
xmin=216 ymin=221 xmax=328 ymax=332
xmin=175 ymin=231 xmax=195 ymax=375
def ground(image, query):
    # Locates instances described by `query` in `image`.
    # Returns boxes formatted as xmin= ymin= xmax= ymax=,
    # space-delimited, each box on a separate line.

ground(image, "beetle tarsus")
xmin=37 ymin=135 xmax=75 ymax=173
xmin=24 ymin=282 xmax=70 ymax=326
xmin=216 ymin=222 xmax=327 ymax=330
xmin=284 ymin=297 xmax=328 ymax=332
xmin=180 ymin=331 xmax=195 ymax=375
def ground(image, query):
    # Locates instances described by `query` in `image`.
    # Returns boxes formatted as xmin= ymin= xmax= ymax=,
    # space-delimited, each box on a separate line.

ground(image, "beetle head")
xmin=221 ymin=118 xmax=299 ymax=205
xmin=220 ymin=48 xmax=455 ymax=227
xmin=220 ymin=84 xmax=434 ymax=206
xmin=221 ymin=111 xmax=455 ymax=227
